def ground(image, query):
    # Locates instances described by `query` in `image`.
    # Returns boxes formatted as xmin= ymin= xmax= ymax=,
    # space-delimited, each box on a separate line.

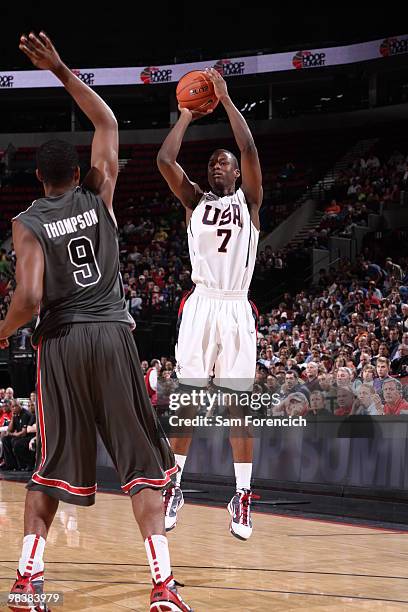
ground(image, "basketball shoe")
xmin=163 ymin=485 xmax=184 ymax=532
xmin=8 ymin=570 xmax=49 ymax=611
xmin=150 ymin=575 xmax=193 ymax=611
xmin=227 ymin=489 xmax=259 ymax=541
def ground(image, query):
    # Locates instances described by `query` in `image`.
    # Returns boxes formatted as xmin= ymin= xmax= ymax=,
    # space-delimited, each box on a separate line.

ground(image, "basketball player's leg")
xmin=24 ymin=491 xmax=59 ymax=539
xmin=164 ymin=397 xmax=198 ymax=533
xmin=172 ymin=291 xmax=218 ymax=488
xmin=8 ymin=491 xmax=59 ymax=612
xmin=227 ymin=400 xmax=254 ymax=466
xmin=10 ymin=326 xmax=98 ymax=611
xmin=215 ymin=298 xmax=258 ymax=540
xmin=93 ymin=323 xmax=191 ymax=610
xmin=168 ymin=401 xmax=196 ymax=457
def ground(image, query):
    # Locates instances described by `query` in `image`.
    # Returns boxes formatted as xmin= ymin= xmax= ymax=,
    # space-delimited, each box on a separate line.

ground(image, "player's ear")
xmin=35 ymin=168 xmax=44 ymax=183
xmin=74 ymin=166 xmax=81 ymax=184
xmin=234 ymin=168 xmax=241 ymax=179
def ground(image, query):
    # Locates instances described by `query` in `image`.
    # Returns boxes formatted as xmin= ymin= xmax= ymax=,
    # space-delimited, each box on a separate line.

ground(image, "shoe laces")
xmin=238 ymin=490 xmax=260 ymax=525
xmin=16 ymin=569 xmax=44 ymax=583
xmin=155 ymin=575 xmax=188 ymax=606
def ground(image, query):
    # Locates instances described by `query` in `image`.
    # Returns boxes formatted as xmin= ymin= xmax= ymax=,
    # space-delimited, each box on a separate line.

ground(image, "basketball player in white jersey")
xmin=157 ymin=67 xmax=262 ymax=540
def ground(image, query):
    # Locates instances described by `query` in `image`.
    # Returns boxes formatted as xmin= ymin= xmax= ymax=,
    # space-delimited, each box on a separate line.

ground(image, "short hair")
xmin=36 ymin=139 xmax=79 ymax=185
xmin=337 ymin=366 xmax=352 ymax=379
xmin=383 ymin=378 xmax=402 ymax=394
xmin=210 ymin=149 xmax=239 ymax=170
xmin=377 ymin=356 xmax=390 ymax=367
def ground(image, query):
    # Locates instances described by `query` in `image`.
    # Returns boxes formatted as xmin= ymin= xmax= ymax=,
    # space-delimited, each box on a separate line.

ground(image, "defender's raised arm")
xmin=19 ymin=32 xmax=118 ymax=209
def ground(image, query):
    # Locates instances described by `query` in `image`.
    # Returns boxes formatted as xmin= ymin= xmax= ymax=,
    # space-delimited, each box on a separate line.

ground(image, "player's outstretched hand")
xmin=19 ymin=31 xmax=62 ymax=72
xmin=205 ymin=67 xmax=228 ymax=100
xmin=178 ymin=105 xmax=213 ymax=122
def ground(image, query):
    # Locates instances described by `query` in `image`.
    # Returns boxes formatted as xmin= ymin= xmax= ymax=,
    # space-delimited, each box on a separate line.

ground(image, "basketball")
xmin=176 ymin=70 xmax=219 ymax=112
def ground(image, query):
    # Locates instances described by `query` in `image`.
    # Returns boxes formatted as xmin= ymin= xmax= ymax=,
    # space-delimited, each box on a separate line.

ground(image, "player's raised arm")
xmin=206 ymin=68 xmax=263 ymax=217
xmin=19 ymin=32 xmax=118 ymax=210
xmin=157 ymin=108 xmax=205 ymax=209
xmin=0 ymin=221 xmax=44 ymax=346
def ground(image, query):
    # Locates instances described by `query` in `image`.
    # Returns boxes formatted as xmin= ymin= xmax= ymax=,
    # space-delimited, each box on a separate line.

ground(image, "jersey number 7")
xmin=217 ymin=229 xmax=231 ymax=253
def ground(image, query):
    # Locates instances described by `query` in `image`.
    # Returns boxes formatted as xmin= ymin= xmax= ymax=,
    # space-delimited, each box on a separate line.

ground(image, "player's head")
xmin=36 ymin=139 xmax=80 ymax=190
xmin=208 ymin=149 xmax=240 ymax=194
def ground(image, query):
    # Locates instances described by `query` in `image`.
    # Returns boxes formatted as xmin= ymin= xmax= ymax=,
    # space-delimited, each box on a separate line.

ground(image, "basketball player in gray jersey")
xmin=0 ymin=33 xmax=191 ymax=612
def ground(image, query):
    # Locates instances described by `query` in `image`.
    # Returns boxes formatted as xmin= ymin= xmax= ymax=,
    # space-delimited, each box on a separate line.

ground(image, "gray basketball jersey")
xmin=15 ymin=186 xmax=133 ymax=344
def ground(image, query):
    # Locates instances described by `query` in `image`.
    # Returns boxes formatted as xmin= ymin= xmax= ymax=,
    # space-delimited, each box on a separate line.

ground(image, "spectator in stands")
xmin=122 ymin=219 xmax=136 ymax=235
xmin=283 ymin=392 xmax=309 ymax=417
xmin=373 ymin=357 xmax=393 ymax=394
xmin=308 ymin=390 xmax=333 ymax=417
xmin=383 ymin=379 xmax=408 ymax=415
xmin=361 ymin=364 xmax=377 ymax=385
xmin=401 ymin=304 xmax=408 ymax=332
xmin=303 ymin=362 xmax=320 ymax=392
xmin=13 ymin=401 xmax=36 ymax=471
xmin=0 ymin=400 xmax=33 ymax=470
xmin=352 ymin=384 xmax=383 ymax=415
xmin=366 ymin=153 xmax=380 ymax=170
xmin=0 ymin=401 xmax=12 ymax=429
xmin=128 ymin=245 xmax=142 ymax=264
xmin=140 ymin=360 xmax=149 ymax=375
xmin=265 ymin=374 xmax=281 ymax=398
xmin=336 ymin=367 xmax=353 ymax=389
xmin=0 ymin=400 xmax=13 ymax=467
xmin=255 ymin=366 xmax=269 ymax=388
xmin=388 ymin=305 xmax=402 ymax=328
xmin=4 ymin=387 xmax=14 ymax=401
xmin=127 ymin=290 xmax=142 ymax=318
xmin=144 ymin=359 xmax=161 ymax=407
xmin=357 ymin=352 xmax=372 ymax=373
xmin=258 ymin=347 xmax=278 ymax=368
xmin=324 ymin=199 xmax=341 ymax=218
xmin=317 ymin=372 xmax=336 ymax=408
xmin=334 ymin=387 xmax=354 ymax=416
xmin=385 ymin=257 xmax=403 ymax=282
xmin=391 ymin=332 xmax=408 ymax=375
xmin=280 ymin=371 xmax=309 ymax=399
xmin=388 ymin=328 xmax=401 ymax=360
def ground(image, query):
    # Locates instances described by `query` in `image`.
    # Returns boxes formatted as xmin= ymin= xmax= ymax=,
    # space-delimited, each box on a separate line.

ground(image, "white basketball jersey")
xmin=188 ymin=188 xmax=259 ymax=291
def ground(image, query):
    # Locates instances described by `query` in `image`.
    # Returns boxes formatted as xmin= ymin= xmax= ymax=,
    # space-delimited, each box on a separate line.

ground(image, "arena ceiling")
xmin=1 ymin=4 xmax=404 ymax=70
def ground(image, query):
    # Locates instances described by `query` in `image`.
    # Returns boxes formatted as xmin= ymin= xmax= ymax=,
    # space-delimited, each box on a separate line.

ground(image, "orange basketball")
xmin=176 ymin=70 xmax=219 ymax=112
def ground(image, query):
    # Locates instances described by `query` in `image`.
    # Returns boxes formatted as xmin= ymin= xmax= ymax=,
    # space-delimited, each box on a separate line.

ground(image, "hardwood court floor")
xmin=0 ymin=480 xmax=407 ymax=610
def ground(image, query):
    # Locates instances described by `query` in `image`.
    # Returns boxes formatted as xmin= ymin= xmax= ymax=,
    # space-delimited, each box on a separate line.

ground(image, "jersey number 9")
xmin=68 ymin=236 xmax=101 ymax=287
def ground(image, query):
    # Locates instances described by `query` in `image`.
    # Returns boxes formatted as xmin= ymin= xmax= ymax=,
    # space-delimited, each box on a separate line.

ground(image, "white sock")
xmin=174 ymin=454 xmax=187 ymax=487
xmin=145 ymin=535 xmax=172 ymax=584
xmin=234 ymin=463 xmax=252 ymax=492
xmin=18 ymin=534 xmax=46 ymax=579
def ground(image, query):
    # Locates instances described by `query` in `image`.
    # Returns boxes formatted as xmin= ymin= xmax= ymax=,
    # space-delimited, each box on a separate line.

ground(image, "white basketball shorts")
xmin=175 ymin=285 xmax=258 ymax=391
